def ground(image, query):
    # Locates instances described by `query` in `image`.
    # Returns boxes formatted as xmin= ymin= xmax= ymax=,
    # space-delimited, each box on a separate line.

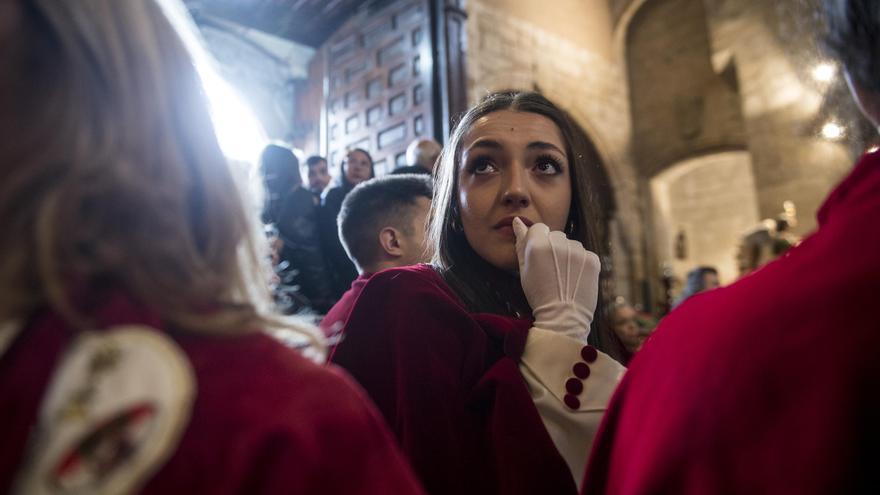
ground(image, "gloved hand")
xmin=512 ymin=217 xmax=601 ymax=341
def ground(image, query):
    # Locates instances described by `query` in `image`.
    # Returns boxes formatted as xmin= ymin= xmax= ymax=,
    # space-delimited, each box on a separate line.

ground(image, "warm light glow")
xmin=155 ymin=0 xmax=267 ymax=163
xmin=199 ymin=70 xmax=267 ymax=162
xmin=868 ymin=145 xmax=879 ymax=153
xmin=812 ymin=63 xmax=836 ymax=83
xmin=821 ymin=122 xmax=845 ymax=140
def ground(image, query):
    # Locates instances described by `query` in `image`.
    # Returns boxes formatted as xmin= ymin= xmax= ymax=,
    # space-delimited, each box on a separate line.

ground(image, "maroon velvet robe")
xmin=0 ymin=293 xmax=425 ymax=494
xmin=582 ymin=151 xmax=880 ymax=493
xmin=320 ymin=272 xmax=373 ymax=337
xmin=331 ymin=264 xmax=577 ymax=495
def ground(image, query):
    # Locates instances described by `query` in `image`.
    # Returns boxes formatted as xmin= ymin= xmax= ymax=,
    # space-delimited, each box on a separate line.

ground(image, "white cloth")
xmin=512 ymin=218 xmax=600 ymax=340
xmin=13 ymin=326 xmax=195 ymax=495
xmin=520 ymin=328 xmax=625 ymax=489
xmin=512 ymin=218 xmax=623 ymax=487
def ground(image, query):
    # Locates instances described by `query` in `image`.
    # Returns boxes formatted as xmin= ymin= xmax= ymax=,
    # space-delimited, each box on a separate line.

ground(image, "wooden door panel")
xmin=325 ymin=0 xmax=433 ymax=177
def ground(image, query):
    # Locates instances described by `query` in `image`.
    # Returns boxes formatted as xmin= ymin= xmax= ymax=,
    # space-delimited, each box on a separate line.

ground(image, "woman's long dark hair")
xmin=259 ymin=144 xmax=302 ymax=224
xmin=338 ymin=148 xmax=375 ymax=190
xmin=428 ymin=90 xmax=622 ymax=361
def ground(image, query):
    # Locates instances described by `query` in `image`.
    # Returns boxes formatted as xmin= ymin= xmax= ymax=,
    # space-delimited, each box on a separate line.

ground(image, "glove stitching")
xmin=550 ymin=239 xmax=563 ymax=301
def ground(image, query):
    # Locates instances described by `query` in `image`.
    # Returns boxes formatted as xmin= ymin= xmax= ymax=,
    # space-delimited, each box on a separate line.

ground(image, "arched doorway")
xmin=650 ymin=150 xmax=760 ymax=306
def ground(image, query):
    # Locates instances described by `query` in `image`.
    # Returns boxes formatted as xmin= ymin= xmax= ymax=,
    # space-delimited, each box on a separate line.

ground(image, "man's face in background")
xmin=308 ymin=159 xmax=330 ymax=193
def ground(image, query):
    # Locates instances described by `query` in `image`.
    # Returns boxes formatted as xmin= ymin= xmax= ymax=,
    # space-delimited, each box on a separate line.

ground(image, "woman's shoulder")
xmin=181 ymin=330 xmax=344 ymax=406
xmin=165 ymin=332 xmax=424 ymax=493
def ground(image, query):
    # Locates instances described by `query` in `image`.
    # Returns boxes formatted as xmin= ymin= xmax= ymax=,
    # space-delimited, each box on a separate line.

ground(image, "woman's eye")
xmin=534 ymin=156 xmax=563 ymax=175
xmin=471 ymin=158 xmax=497 ymax=175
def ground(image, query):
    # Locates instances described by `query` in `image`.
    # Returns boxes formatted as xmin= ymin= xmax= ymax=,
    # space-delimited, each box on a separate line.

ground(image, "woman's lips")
xmin=493 ymin=215 xmax=534 ymax=229
xmin=493 ymin=216 xmax=533 ymax=238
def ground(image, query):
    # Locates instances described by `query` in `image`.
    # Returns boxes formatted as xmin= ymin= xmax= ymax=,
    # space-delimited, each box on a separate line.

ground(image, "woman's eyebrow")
xmin=465 ymin=139 xmax=503 ymax=152
xmin=527 ymin=141 xmax=565 ymax=154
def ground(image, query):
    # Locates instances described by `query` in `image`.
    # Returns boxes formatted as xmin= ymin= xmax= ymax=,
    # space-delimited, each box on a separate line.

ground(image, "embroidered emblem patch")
xmin=13 ymin=326 xmax=195 ymax=495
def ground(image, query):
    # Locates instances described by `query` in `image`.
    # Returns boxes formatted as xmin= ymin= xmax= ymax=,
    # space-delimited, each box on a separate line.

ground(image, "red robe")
xmin=320 ymin=272 xmax=373 ymax=338
xmin=331 ymin=264 xmax=577 ymax=495
xmin=582 ymin=151 xmax=880 ymax=493
xmin=0 ymin=293 xmax=425 ymax=494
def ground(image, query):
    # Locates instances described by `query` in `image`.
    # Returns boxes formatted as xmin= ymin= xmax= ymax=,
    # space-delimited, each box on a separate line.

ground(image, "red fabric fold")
xmin=332 ymin=264 xmax=577 ymax=495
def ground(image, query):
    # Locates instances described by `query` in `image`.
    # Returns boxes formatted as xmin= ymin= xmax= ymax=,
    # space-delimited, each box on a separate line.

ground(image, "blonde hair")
xmin=0 ymin=0 xmax=321 ymax=347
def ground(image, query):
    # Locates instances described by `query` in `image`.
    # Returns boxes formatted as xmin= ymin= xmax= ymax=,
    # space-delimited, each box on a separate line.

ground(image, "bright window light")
xmin=156 ymin=0 xmax=267 ymax=163
xmin=821 ymin=122 xmax=845 ymax=140
xmin=199 ymin=70 xmax=267 ymax=163
xmin=812 ymin=63 xmax=836 ymax=83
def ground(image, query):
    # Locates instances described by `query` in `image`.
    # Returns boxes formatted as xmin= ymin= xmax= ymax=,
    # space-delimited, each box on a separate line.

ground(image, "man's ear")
xmin=378 ymin=227 xmax=403 ymax=258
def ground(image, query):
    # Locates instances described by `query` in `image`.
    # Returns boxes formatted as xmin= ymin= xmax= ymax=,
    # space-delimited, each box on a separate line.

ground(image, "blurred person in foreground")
xmin=582 ymin=1 xmax=880 ymax=493
xmin=0 ymin=1 xmax=424 ymax=493
xmin=320 ymin=174 xmax=432 ymax=340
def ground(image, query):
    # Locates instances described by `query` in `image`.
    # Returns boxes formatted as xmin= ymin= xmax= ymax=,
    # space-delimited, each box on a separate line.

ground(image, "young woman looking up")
xmin=331 ymin=91 xmax=625 ymax=495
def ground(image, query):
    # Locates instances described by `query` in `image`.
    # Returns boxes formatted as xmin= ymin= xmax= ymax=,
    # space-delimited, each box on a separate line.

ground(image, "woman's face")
xmin=458 ymin=110 xmax=572 ymax=272
xmin=344 ymin=150 xmax=373 ymax=185
xmin=612 ymin=305 xmax=644 ymax=353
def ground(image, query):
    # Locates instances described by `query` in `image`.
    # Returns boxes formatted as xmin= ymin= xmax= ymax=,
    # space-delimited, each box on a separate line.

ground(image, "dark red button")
xmin=572 ymin=362 xmax=591 ymax=379
xmin=565 ymin=377 xmax=583 ymax=395
xmin=564 ymin=394 xmax=581 ymax=410
xmin=581 ymin=345 xmax=598 ymax=363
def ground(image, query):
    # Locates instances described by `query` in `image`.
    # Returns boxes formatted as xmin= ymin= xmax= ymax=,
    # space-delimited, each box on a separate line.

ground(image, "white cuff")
xmin=520 ymin=327 xmax=625 ymax=412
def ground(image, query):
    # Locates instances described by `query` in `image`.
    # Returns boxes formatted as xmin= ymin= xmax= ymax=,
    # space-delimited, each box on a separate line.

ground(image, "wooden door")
xmin=323 ymin=0 xmax=434 ymax=176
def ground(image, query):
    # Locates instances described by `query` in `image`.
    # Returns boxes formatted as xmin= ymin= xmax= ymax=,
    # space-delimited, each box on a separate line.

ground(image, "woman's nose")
xmin=501 ymin=167 xmax=530 ymax=208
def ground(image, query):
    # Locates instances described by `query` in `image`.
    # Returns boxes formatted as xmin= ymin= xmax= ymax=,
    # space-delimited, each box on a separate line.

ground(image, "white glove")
xmin=512 ymin=217 xmax=601 ymax=340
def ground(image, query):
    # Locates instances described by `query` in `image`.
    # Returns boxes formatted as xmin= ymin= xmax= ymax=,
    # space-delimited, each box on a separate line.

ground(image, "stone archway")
xmin=562 ymin=112 xmax=641 ymax=307
xmin=649 ymin=150 xmax=760 ymax=300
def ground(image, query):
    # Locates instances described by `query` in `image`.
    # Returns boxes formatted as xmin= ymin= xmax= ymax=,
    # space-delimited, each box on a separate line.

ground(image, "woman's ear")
xmin=378 ymin=227 xmax=403 ymax=258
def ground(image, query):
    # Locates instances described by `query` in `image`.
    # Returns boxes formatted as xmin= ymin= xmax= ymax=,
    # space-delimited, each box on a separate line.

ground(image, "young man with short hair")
xmin=320 ymin=175 xmax=432 ymax=337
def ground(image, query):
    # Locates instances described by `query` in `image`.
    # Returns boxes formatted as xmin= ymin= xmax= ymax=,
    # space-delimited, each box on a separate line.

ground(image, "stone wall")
xmin=609 ymin=0 xmax=870 ymax=308
xmin=703 ymin=0 xmax=866 ymax=236
xmin=650 ymin=151 xmax=760 ymax=287
xmin=465 ymin=0 xmax=647 ymax=304
xmin=626 ymin=0 xmax=748 ymax=178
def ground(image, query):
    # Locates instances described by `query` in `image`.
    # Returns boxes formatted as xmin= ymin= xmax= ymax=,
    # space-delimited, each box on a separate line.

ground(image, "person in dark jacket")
xmin=319 ymin=148 xmax=375 ymax=299
xmin=260 ymin=144 xmax=334 ymax=313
